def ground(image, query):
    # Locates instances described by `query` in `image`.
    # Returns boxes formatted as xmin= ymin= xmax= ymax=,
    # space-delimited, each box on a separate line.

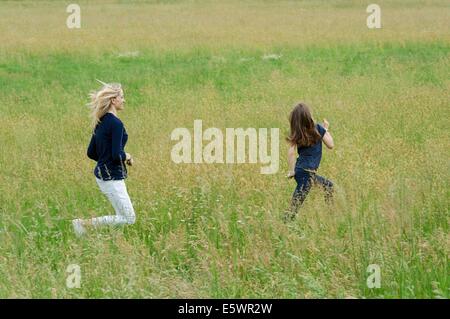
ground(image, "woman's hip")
xmin=95 ymin=177 xmax=127 ymax=194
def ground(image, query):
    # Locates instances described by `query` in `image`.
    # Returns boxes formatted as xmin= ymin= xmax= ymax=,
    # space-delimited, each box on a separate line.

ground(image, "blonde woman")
xmin=72 ymin=81 xmax=135 ymax=236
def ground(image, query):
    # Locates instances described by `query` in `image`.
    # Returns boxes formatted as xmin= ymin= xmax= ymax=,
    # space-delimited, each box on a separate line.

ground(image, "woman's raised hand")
xmin=125 ymin=153 xmax=133 ymax=166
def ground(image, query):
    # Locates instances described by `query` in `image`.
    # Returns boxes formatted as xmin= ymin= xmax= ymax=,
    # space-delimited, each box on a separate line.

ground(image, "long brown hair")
xmin=286 ymin=102 xmax=321 ymax=147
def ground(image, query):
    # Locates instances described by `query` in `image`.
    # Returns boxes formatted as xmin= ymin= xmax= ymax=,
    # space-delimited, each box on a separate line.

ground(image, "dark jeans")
xmin=285 ymin=168 xmax=334 ymax=221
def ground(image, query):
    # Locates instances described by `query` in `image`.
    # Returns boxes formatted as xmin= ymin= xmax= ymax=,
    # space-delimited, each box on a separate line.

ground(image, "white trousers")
xmin=91 ymin=177 xmax=136 ymax=226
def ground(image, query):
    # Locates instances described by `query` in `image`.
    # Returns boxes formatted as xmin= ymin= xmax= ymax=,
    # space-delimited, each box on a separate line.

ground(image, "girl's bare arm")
xmin=322 ymin=118 xmax=334 ymax=149
xmin=287 ymin=144 xmax=297 ymax=177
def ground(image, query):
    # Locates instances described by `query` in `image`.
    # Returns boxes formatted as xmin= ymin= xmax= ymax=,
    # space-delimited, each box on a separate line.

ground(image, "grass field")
xmin=0 ymin=0 xmax=448 ymax=298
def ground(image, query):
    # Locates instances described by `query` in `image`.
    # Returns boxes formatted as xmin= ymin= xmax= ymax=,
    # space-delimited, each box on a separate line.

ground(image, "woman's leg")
xmin=285 ymin=169 xmax=312 ymax=221
xmin=312 ymin=174 xmax=334 ymax=204
xmin=89 ymin=178 xmax=136 ymax=227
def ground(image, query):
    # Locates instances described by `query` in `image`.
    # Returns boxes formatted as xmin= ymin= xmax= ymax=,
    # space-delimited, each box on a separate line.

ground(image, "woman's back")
xmin=87 ymin=112 xmax=128 ymax=180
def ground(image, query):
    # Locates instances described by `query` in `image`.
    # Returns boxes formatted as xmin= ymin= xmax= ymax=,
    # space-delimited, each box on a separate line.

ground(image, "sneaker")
xmin=72 ymin=219 xmax=86 ymax=237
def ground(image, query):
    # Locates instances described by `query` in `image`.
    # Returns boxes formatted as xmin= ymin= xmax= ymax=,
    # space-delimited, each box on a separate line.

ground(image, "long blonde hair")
xmin=88 ymin=80 xmax=122 ymax=128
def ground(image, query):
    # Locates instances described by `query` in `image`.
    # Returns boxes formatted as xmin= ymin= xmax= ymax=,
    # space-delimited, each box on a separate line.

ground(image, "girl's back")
xmin=296 ymin=123 xmax=327 ymax=171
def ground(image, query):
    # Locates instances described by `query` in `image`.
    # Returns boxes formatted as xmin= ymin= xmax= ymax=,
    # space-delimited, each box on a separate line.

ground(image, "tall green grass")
xmin=0 ymin=1 xmax=448 ymax=298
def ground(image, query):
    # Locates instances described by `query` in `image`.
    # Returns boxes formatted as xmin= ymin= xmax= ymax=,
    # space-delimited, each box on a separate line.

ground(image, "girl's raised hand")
xmin=323 ymin=118 xmax=330 ymax=130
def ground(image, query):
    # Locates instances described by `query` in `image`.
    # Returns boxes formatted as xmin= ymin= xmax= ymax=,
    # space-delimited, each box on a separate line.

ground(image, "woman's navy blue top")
xmin=295 ymin=123 xmax=326 ymax=171
xmin=87 ymin=112 xmax=128 ymax=180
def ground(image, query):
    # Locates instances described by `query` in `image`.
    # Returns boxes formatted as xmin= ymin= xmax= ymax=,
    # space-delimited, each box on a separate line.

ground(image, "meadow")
xmin=0 ymin=0 xmax=448 ymax=298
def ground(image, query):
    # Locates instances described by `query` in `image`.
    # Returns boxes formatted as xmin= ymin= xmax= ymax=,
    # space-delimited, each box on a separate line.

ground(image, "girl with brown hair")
xmin=285 ymin=102 xmax=335 ymax=221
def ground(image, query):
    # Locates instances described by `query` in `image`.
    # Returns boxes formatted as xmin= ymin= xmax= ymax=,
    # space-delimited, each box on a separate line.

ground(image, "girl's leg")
xmin=89 ymin=178 xmax=136 ymax=227
xmin=285 ymin=170 xmax=312 ymax=221
xmin=313 ymin=174 xmax=334 ymax=204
